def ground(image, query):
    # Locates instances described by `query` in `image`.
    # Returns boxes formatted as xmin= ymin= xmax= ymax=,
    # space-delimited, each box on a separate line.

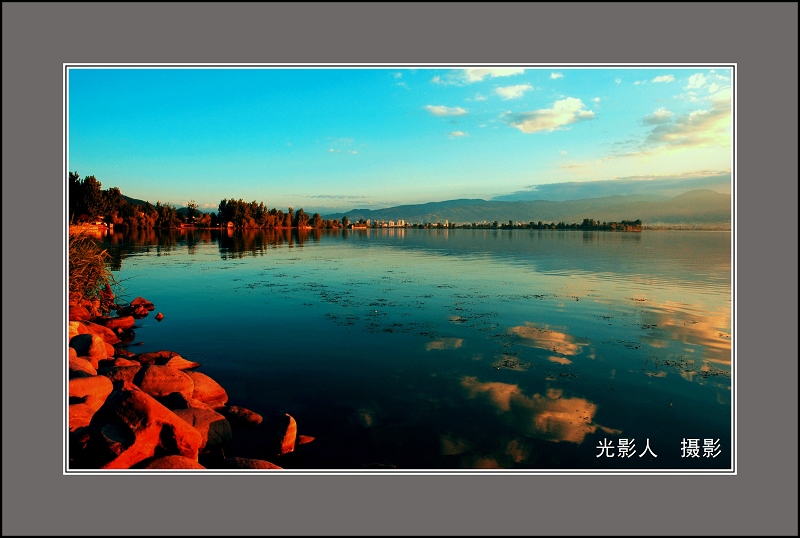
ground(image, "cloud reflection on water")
xmin=460 ymin=376 xmax=620 ymax=444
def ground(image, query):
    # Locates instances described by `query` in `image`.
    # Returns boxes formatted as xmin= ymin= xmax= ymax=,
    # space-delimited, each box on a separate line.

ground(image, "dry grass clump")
xmin=69 ymin=225 xmax=116 ymax=312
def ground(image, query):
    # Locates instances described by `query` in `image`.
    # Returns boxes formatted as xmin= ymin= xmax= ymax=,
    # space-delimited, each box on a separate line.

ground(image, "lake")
xmin=99 ymin=227 xmax=733 ymax=471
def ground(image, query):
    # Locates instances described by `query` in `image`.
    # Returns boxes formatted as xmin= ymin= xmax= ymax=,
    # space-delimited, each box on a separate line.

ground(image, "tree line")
xmin=68 ymin=173 xmax=349 ymax=230
xmin=68 ymin=172 xmax=641 ymax=232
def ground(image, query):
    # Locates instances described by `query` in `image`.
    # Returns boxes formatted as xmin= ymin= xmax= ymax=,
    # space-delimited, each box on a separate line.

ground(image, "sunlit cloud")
xmin=449 ymin=131 xmax=467 ymax=138
xmin=548 ymin=355 xmax=572 ymax=365
xmin=592 ymin=97 xmax=601 ymax=104
xmin=644 ymin=99 xmax=731 ymax=149
xmin=505 ymin=97 xmax=595 ymax=134
xmin=652 ymin=75 xmax=675 ymax=83
xmin=495 ymin=83 xmax=533 ymax=100
xmin=424 ymin=105 xmax=468 ymax=116
xmin=550 ymin=72 xmax=564 ymax=79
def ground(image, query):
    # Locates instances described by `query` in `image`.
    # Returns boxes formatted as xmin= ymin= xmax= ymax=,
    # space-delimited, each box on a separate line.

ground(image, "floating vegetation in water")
xmin=492 ymin=355 xmax=531 ymax=371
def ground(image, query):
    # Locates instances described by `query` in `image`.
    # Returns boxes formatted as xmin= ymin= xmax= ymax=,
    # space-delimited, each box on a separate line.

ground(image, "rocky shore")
xmin=67 ymin=293 xmax=314 ymax=470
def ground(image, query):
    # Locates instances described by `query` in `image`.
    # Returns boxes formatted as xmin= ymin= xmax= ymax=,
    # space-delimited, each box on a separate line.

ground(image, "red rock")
xmin=84 ymin=322 xmax=121 ymax=345
xmin=278 ymin=414 xmax=297 ymax=455
xmin=222 ymin=406 xmax=263 ymax=428
xmin=130 ymin=305 xmax=150 ymax=319
xmin=140 ymin=455 xmax=205 ymax=470
xmin=104 ymin=342 xmax=115 ymax=357
xmin=69 ymin=305 xmax=92 ymax=321
xmin=90 ymin=383 xmax=203 ymax=469
xmin=68 ymin=321 xmax=88 ymax=340
xmin=131 ymin=297 xmax=155 ymax=311
xmin=69 ymin=334 xmax=109 ymax=362
xmin=224 ymin=457 xmax=282 ymax=470
xmin=68 ymin=376 xmax=113 ymax=431
xmin=298 ymin=435 xmax=315 ymax=446
xmin=101 ymin=316 xmax=136 ymax=331
xmin=115 ymin=348 xmax=135 ymax=358
xmin=135 ymin=350 xmax=180 ymax=365
xmin=162 ymin=356 xmax=201 ymax=371
xmin=160 ymin=393 xmax=213 ymax=411
xmin=69 ymin=356 xmax=97 ymax=378
xmin=134 ymin=365 xmax=195 ymax=400
xmin=69 ymin=347 xmax=78 ymax=360
xmin=155 ymin=312 xmax=164 ymax=322
xmin=186 ymin=371 xmax=228 ymax=408
xmin=69 ymin=403 xmax=97 ymax=432
xmin=173 ymin=408 xmax=232 ymax=452
xmin=98 ymin=365 xmax=142 ymax=385
xmin=108 ymin=358 xmax=141 ymax=367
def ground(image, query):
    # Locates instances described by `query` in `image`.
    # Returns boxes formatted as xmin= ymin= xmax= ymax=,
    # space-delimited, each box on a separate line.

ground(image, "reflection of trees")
xmin=461 ymin=377 xmax=620 ymax=444
xmin=98 ymin=229 xmax=219 ymax=271
xmin=216 ymin=228 xmax=317 ymax=259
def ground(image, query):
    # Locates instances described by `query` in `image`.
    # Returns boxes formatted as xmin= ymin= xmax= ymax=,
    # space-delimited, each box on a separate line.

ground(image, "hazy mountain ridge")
xmin=325 ymin=189 xmax=731 ymax=227
xmin=491 ymin=174 xmax=732 ymax=202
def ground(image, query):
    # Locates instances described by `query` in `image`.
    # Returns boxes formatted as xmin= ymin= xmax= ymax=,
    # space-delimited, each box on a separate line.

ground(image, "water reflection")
xmin=509 ymin=323 xmax=590 ymax=356
xmin=425 ymin=338 xmax=464 ymax=351
xmin=95 ymin=228 xmax=731 ymax=469
xmin=460 ymin=377 xmax=620 ymax=444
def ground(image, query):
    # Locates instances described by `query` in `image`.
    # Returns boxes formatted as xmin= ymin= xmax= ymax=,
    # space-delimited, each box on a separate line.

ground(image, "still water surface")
xmin=101 ymin=228 xmax=733 ymax=470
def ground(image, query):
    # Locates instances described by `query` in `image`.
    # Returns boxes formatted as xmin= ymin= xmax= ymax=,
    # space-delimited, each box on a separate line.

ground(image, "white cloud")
xmin=643 ymin=107 xmax=674 ymax=125
xmin=506 ymin=97 xmax=595 ymax=134
xmin=349 ymin=150 xmax=358 ymax=154
xmin=685 ymin=73 xmax=707 ymax=89
xmin=592 ymin=97 xmax=601 ymax=104
xmin=394 ymin=72 xmax=403 ymax=79
xmin=708 ymin=83 xmax=719 ymax=93
xmin=550 ymin=72 xmax=564 ymax=80
xmin=424 ymin=105 xmax=468 ymax=116
xmin=560 ymin=150 xmax=568 ymax=155
xmin=433 ymin=68 xmax=525 ymax=85
xmin=474 ymin=93 xmax=487 ymax=101
xmin=463 ymin=68 xmax=525 ymax=83
xmin=615 ymin=78 xmax=622 ymax=84
xmin=652 ymin=75 xmax=675 ymax=83
xmin=495 ymin=84 xmax=533 ymax=100
xmin=450 ymin=131 xmax=467 ymax=137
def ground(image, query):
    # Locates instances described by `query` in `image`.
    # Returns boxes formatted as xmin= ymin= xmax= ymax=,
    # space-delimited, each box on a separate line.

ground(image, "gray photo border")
xmin=3 ymin=2 xmax=797 ymax=536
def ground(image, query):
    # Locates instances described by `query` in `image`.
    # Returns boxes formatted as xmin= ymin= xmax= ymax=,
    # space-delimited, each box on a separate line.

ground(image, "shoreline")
xmin=67 ymin=293 xmax=313 ymax=470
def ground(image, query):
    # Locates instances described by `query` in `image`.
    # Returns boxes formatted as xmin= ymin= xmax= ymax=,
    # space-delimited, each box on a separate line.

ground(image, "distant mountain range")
xmin=323 ymin=189 xmax=731 ymax=227
xmin=491 ymin=173 xmax=731 ymax=202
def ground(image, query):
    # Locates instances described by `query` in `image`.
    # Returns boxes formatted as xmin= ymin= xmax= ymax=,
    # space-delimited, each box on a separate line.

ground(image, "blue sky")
xmin=68 ymin=65 xmax=733 ymax=213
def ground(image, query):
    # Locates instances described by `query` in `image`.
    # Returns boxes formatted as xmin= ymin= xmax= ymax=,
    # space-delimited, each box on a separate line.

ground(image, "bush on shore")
xmin=68 ymin=225 xmax=116 ymax=315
